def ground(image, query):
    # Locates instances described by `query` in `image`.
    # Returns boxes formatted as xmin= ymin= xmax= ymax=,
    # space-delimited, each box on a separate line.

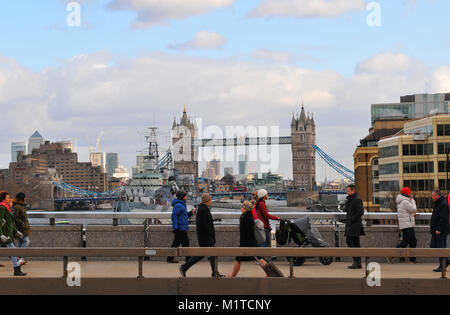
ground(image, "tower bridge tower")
xmin=291 ymin=102 xmax=316 ymax=191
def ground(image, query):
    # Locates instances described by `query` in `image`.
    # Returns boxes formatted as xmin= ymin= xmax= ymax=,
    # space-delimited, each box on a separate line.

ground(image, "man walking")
xmin=13 ymin=193 xmax=31 ymax=266
xmin=430 ymin=190 xmax=449 ymax=272
xmin=344 ymin=184 xmax=365 ymax=269
xmin=167 ymin=190 xmax=195 ymax=263
xmin=179 ymin=193 xmax=224 ymax=277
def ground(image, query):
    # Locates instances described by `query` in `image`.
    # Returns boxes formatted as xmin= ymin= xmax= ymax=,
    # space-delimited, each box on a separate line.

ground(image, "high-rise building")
xmin=371 ymin=93 xmax=450 ymax=124
xmin=238 ymin=155 xmax=248 ymax=175
xmin=201 ymin=158 xmax=221 ymax=180
xmin=90 ymin=152 xmax=106 ymax=172
xmin=106 ymin=152 xmax=120 ymax=177
xmin=291 ymin=102 xmax=316 ymax=191
xmin=28 ymin=131 xmax=45 ymax=154
xmin=11 ymin=142 xmax=27 ymax=163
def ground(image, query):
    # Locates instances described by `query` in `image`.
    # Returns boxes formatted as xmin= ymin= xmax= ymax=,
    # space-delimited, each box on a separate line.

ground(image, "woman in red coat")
xmin=254 ymin=189 xmax=280 ymax=247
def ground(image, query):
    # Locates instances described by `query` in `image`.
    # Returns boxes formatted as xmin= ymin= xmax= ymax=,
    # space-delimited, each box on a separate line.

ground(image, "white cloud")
xmin=0 ymin=51 xmax=448 ymax=181
xmin=249 ymin=0 xmax=366 ymax=18
xmin=107 ymin=0 xmax=235 ymax=27
xmin=168 ymin=31 xmax=227 ymax=50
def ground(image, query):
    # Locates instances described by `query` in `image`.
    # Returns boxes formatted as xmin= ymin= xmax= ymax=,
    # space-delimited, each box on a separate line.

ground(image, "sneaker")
xmin=433 ymin=266 xmax=443 ymax=272
xmin=179 ymin=265 xmax=186 ymax=277
xmin=212 ymin=273 xmax=226 ymax=278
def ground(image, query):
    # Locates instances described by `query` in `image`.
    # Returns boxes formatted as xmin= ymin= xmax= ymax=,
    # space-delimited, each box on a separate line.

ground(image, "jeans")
xmin=5 ymin=242 xmax=19 ymax=268
xmin=430 ymin=233 xmax=449 ymax=267
xmin=17 ymin=236 xmax=30 ymax=249
xmin=260 ymin=229 xmax=271 ymax=248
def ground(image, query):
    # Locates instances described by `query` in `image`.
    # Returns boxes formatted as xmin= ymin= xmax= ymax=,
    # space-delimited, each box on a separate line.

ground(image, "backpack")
xmin=254 ymin=218 xmax=266 ymax=246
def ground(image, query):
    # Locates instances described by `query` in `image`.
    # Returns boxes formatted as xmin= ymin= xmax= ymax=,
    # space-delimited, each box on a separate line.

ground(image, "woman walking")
xmin=0 ymin=191 xmax=26 ymax=276
xmin=228 ymin=200 xmax=266 ymax=277
xmin=254 ymin=189 xmax=280 ymax=247
xmin=13 ymin=192 xmax=31 ymax=266
xmin=396 ymin=187 xmax=418 ymax=263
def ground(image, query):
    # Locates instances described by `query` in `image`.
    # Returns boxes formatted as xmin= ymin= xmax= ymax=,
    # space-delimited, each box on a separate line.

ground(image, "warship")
xmin=113 ymin=127 xmax=179 ymax=223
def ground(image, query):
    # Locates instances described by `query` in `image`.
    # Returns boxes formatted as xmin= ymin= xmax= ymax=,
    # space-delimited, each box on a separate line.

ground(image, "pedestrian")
xmin=344 ymin=184 xmax=365 ymax=269
xmin=0 ymin=191 xmax=27 ymax=276
xmin=395 ymin=187 xmax=418 ymax=263
xmin=167 ymin=190 xmax=195 ymax=263
xmin=179 ymin=193 xmax=224 ymax=277
xmin=430 ymin=190 xmax=449 ymax=272
xmin=254 ymin=189 xmax=280 ymax=247
xmin=228 ymin=200 xmax=266 ymax=277
xmin=13 ymin=192 xmax=31 ymax=266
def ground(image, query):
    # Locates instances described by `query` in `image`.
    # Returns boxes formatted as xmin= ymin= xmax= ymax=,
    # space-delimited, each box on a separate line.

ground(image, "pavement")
xmin=0 ymin=259 xmax=445 ymax=279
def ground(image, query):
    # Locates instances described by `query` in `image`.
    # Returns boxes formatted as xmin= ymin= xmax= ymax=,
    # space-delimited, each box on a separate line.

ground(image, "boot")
xmin=14 ymin=266 xmax=27 ymax=276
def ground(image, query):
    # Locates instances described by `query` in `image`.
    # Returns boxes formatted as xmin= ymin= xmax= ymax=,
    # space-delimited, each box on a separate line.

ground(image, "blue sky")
xmin=2 ymin=1 xmax=449 ymax=74
xmin=1 ymin=0 xmax=449 ymax=181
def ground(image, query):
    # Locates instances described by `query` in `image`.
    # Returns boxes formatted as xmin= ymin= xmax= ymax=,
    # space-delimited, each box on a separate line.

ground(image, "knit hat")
xmin=201 ymin=193 xmax=212 ymax=203
xmin=401 ymin=187 xmax=411 ymax=196
xmin=176 ymin=190 xmax=187 ymax=199
xmin=257 ymin=189 xmax=268 ymax=199
xmin=15 ymin=192 xmax=26 ymax=201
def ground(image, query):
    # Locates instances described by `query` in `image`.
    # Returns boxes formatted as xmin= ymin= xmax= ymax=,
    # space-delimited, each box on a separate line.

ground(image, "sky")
xmin=1 ymin=0 xmax=450 ymax=181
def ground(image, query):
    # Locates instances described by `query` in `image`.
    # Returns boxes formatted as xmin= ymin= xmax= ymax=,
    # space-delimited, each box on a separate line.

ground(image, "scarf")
xmin=0 ymin=201 xmax=11 ymax=213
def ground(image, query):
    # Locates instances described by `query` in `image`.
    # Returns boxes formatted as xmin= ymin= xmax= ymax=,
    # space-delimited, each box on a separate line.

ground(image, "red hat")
xmin=401 ymin=187 xmax=411 ymax=196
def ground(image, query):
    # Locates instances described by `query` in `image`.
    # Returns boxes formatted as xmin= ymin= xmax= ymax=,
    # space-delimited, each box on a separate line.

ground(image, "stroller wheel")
xmin=319 ymin=256 xmax=333 ymax=265
xmin=287 ymin=257 xmax=305 ymax=266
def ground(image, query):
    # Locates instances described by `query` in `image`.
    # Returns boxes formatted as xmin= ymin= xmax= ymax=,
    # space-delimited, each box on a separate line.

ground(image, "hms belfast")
xmin=113 ymin=127 xmax=179 ymax=220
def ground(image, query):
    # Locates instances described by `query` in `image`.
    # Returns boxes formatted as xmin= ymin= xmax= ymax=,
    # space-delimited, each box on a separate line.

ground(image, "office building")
xmin=28 ymin=131 xmax=45 ymax=154
xmin=106 ymin=153 xmax=120 ymax=177
xmin=371 ymin=93 xmax=450 ymax=124
xmin=11 ymin=142 xmax=27 ymax=163
xmin=375 ymin=114 xmax=450 ymax=212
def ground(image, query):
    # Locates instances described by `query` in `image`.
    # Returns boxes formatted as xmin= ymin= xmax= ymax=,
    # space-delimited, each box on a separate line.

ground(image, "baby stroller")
xmin=276 ymin=216 xmax=333 ymax=266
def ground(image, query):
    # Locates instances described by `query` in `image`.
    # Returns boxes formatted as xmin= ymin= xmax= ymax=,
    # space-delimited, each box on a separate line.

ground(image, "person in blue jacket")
xmin=167 ymin=190 xmax=195 ymax=263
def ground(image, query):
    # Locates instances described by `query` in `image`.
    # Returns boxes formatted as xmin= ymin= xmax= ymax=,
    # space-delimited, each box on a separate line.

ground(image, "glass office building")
xmin=371 ymin=93 xmax=450 ymax=124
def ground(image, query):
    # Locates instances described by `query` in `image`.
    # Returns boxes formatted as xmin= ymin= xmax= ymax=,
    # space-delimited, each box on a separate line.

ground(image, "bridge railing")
xmin=1 ymin=247 xmax=450 ymax=279
xmin=27 ymin=211 xmax=433 ymax=226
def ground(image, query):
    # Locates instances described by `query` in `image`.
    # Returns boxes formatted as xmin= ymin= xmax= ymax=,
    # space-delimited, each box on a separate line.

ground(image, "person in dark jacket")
xmin=13 ymin=192 xmax=30 ymax=266
xmin=179 ymin=194 xmax=224 ymax=277
xmin=167 ymin=190 xmax=195 ymax=263
xmin=344 ymin=184 xmax=365 ymax=269
xmin=0 ymin=191 xmax=26 ymax=276
xmin=228 ymin=200 xmax=266 ymax=277
xmin=430 ymin=190 xmax=450 ymax=272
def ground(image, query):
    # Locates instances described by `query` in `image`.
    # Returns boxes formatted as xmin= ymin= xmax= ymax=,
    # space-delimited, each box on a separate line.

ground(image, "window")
xmin=379 ymin=163 xmax=399 ymax=175
xmin=437 ymin=124 xmax=450 ymax=136
xmin=379 ymin=146 xmax=399 ymax=158
xmin=402 ymin=143 xmax=433 ymax=156
xmin=379 ymin=181 xmax=400 ymax=192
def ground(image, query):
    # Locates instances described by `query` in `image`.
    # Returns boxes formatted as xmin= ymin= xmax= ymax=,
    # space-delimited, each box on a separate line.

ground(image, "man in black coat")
xmin=344 ymin=184 xmax=365 ymax=269
xmin=430 ymin=190 xmax=450 ymax=272
xmin=179 ymin=194 xmax=224 ymax=277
